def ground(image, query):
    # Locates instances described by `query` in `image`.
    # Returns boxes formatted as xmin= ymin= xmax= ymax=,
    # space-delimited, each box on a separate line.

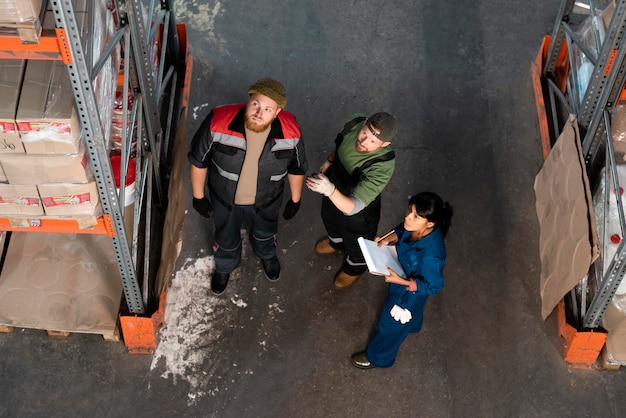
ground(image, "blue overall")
xmin=365 ymin=225 xmax=446 ymax=367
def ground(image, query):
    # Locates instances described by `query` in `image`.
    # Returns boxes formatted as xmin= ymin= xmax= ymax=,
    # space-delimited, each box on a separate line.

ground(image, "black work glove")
xmin=283 ymin=199 xmax=301 ymax=220
xmin=193 ymin=197 xmax=213 ymax=218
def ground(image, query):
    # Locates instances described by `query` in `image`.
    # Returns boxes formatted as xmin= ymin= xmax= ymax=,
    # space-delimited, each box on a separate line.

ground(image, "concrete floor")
xmin=4 ymin=0 xmax=626 ymax=417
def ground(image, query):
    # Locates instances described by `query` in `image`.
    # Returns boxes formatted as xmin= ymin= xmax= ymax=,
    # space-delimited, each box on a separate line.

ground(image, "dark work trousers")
xmin=320 ymin=195 xmax=381 ymax=276
xmin=212 ymin=193 xmax=281 ymax=274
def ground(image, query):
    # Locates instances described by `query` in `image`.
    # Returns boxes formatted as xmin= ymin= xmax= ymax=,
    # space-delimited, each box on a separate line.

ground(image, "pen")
xmin=379 ymin=230 xmax=395 ymax=241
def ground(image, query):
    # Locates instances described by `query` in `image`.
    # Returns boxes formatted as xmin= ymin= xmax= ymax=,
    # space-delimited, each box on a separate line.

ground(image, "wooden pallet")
xmin=0 ymin=325 xmax=14 ymax=333
xmin=0 ymin=324 xmax=120 ymax=342
xmin=46 ymin=330 xmax=71 ymax=337
xmin=46 ymin=327 xmax=120 ymax=342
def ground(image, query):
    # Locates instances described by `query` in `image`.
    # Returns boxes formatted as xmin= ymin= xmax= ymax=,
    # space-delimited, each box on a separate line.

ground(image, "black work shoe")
xmin=211 ymin=271 xmax=230 ymax=295
xmin=351 ymin=352 xmax=376 ymax=369
xmin=261 ymin=255 xmax=281 ymax=282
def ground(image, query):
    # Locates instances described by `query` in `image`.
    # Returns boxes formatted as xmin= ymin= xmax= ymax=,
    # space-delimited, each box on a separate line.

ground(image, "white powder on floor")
xmin=192 ymin=103 xmax=209 ymax=120
xmin=150 ymin=255 xmax=227 ymax=404
xmin=149 ymin=234 xmax=285 ymax=405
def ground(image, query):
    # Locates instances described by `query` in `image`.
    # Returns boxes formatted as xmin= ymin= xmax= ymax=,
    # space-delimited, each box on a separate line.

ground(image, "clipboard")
xmin=357 ymin=237 xmax=406 ymax=278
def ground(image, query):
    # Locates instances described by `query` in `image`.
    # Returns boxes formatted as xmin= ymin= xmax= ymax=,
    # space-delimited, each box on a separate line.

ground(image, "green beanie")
xmin=247 ymin=78 xmax=287 ymax=108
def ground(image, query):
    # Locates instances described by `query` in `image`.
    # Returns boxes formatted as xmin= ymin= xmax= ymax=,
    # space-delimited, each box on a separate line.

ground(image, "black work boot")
xmin=261 ymin=255 xmax=280 ymax=282
xmin=211 ymin=271 xmax=230 ymax=295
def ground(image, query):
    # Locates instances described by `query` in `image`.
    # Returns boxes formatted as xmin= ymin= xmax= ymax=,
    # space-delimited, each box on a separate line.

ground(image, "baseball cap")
xmin=366 ymin=112 xmax=398 ymax=142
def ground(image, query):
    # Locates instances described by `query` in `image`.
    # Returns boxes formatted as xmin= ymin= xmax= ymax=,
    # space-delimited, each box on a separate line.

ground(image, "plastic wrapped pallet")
xmin=0 ymin=0 xmax=44 ymax=43
xmin=0 ymin=0 xmax=42 ymax=22
xmin=42 ymin=0 xmax=119 ymax=153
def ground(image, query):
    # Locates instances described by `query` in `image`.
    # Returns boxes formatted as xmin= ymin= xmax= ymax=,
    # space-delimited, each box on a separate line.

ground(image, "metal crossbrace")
xmin=543 ymin=0 xmax=577 ymax=77
xmin=51 ymin=0 xmax=145 ymax=314
xmin=119 ymin=0 xmax=164 ymax=205
xmin=143 ymin=154 xmax=153 ymax=309
xmin=164 ymin=0 xmax=182 ymax=71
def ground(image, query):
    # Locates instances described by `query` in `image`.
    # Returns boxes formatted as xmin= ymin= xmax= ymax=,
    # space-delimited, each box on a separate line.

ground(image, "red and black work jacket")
xmin=188 ymin=103 xmax=308 ymax=210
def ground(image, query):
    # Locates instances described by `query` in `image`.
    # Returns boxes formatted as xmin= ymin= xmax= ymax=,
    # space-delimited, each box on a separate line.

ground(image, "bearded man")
xmin=188 ymin=78 xmax=308 ymax=294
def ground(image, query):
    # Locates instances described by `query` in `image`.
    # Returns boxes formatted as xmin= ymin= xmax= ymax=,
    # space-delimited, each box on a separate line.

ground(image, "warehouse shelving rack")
xmin=535 ymin=0 xmax=626 ymax=366
xmin=0 ymin=0 xmax=184 ymax=321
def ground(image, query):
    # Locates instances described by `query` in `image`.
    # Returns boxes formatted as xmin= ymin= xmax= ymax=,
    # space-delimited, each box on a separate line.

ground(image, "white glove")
xmin=399 ymin=308 xmax=412 ymax=324
xmin=307 ymin=173 xmax=336 ymax=196
xmin=390 ymin=304 xmax=412 ymax=324
xmin=390 ymin=304 xmax=403 ymax=321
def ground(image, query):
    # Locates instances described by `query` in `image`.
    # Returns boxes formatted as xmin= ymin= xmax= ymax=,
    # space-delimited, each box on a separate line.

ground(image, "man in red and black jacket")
xmin=188 ymin=78 xmax=308 ymax=295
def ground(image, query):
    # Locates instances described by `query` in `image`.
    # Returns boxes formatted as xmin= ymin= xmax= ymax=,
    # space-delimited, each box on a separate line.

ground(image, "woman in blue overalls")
xmin=351 ymin=192 xmax=453 ymax=369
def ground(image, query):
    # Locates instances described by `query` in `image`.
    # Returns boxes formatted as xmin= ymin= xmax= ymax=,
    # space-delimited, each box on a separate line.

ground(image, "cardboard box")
xmin=602 ymin=1 xmax=616 ymax=30
xmin=0 ymin=0 xmax=44 ymax=43
xmin=0 ymin=60 xmax=26 ymax=154
xmin=0 ymin=18 xmax=42 ymax=44
xmin=0 ymin=146 xmax=90 ymax=185
xmin=16 ymin=60 xmax=81 ymax=154
xmin=534 ymin=116 xmax=599 ymax=321
xmin=0 ymin=162 xmax=6 ymax=183
xmin=0 ymin=0 xmax=42 ymax=23
xmin=0 ymin=232 xmax=122 ymax=339
xmin=38 ymin=181 xmax=101 ymax=217
xmin=0 ymin=184 xmax=43 ymax=216
xmin=612 ymin=105 xmax=626 ymax=160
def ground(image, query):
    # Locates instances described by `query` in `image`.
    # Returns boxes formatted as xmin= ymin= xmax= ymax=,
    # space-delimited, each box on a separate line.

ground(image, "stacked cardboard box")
xmin=0 ymin=59 xmax=25 ymax=153
xmin=0 ymin=184 xmax=41 ymax=216
xmin=16 ymin=60 xmax=81 ymax=154
xmin=38 ymin=182 xmax=100 ymax=217
xmin=0 ymin=0 xmax=123 ymax=341
xmin=0 ymin=152 xmax=100 ymax=219
xmin=0 ymin=0 xmax=44 ymax=43
xmin=0 ymin=0 xmax=120 ymax=221
xmin=0 ymin=0 xmax=42 ymax=22
xmin=0 ymin=60 xmax=100 ymax=220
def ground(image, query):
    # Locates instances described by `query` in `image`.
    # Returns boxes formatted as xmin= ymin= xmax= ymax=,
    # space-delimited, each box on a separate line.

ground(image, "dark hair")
xmin=409 ymin=191 xmax=453 ymax=237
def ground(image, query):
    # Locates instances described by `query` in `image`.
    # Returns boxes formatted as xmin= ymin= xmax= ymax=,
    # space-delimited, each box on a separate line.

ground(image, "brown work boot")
xmin=334 ymin=271 xmax=360 ymax=289
xmin=315 ymin=239 xmax=337 ymax=255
